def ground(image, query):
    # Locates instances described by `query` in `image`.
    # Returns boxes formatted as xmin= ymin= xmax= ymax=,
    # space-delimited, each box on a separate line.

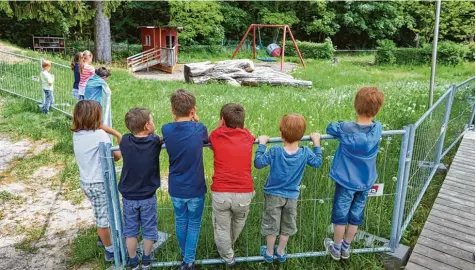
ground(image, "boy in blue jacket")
xmin=324 ymin=87 xmax=384 ymax=260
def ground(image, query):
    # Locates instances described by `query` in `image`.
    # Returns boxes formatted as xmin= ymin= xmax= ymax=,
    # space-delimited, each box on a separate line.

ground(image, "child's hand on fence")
xmin=310 ymin=133 xmax=321 ymax=146
xmin=258 ymin=136 xmax=270 ymax=145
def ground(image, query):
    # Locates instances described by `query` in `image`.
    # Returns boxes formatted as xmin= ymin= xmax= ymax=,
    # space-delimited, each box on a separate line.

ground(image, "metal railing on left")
xmin=0 ymin=50 xmax=77 ymax=117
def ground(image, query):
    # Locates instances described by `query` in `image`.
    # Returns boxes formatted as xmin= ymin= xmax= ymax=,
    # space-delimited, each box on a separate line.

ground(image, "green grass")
xmin=0 ymin=43 xmax=474 ymax=269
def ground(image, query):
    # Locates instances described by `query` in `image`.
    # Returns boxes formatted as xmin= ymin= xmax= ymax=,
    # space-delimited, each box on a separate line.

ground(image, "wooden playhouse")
xmin=127 ymin=25 xmax=182 ymax=73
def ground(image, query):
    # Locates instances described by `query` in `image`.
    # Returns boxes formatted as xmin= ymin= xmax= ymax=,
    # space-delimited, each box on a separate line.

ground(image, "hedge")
xmin=284 ymin=38 xmax=335 ymax=60
xmin=376 ymin=39 xmax=471 ymax=66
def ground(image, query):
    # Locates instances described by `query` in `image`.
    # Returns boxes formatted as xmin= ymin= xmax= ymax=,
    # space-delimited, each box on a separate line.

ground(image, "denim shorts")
xmin=331 ymin=183 xmax=370 ymax=226
xmin=122 ymin=195 xmax=158 ymax=241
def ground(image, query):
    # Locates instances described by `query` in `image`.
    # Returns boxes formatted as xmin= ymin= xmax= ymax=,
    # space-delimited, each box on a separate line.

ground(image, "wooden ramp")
xmin=406 ymin=131 xmax=475 ymax=270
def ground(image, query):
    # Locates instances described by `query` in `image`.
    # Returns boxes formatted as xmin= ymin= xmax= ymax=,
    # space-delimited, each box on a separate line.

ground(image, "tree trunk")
xmin=94 ymin=0 xmax=112 ymax=64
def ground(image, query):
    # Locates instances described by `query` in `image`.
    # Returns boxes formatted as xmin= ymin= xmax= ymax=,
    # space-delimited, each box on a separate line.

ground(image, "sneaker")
xmin=273 ymin=246 xmax=287 ymax=263
xmin=324 ymin=238 xmax=341 ymax=261
xmin=177 ymin=262 xmax=187 ymax=270
xmin=341 ymin=247 xmax=350 ymax=260
xmin=260 ymin=246 xmax=274 ymax=263
xmin=224 ymin=257 xmax=236 ymax=267
xmin=177 ymin=262 xmax=195 ymax=270
xmin=97 ymin=236 xmax=104 ymax=247
xmin=104 ymin=250 xmax=115 ymax=262
xmin=142 ymin=254 xmax=152 ymax=269
xmin=129 ymin=256 xmax=140 ymax=270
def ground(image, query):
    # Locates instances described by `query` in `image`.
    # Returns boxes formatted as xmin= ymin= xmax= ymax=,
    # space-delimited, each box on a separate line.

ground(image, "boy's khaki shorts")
xmin=261 ymin=193 xmax=298 ymax=236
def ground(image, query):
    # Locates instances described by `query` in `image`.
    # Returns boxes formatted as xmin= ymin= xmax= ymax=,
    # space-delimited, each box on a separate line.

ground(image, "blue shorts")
xmin=331 ymin=183 xmax=370 ymax=226
xmin=122 ymin=195 xmax=158 ymax=241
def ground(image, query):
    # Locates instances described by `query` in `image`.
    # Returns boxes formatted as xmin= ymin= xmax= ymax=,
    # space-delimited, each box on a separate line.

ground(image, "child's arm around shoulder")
xmin=307 ymin=133 xmax=323 ymax=168
xmin=254 ymin=136 xmax=272 ymax=169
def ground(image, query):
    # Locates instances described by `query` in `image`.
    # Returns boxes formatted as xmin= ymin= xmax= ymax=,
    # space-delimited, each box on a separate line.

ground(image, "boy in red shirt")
xmin=209 ymin=103 xmax=255 ymax=266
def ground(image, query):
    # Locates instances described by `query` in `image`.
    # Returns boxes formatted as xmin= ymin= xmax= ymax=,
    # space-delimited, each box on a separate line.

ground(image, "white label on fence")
xmin=32 ymin=76 xmax=39 ymax=82
xmin=368 ymin=183 xmax=384 ymax=197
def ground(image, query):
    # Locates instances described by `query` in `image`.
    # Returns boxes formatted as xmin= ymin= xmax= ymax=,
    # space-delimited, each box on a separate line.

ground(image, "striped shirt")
xmin=78 ymin=64 xmax=95 ymax=96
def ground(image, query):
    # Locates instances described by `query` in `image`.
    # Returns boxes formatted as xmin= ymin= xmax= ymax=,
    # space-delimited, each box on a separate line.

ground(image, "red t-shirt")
xmin=210 ymin=126 xmax=255 ymax=193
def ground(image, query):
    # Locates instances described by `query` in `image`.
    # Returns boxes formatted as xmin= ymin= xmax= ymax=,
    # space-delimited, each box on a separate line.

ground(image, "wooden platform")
xmin=406 ymin=131 xmax=475 ymax=270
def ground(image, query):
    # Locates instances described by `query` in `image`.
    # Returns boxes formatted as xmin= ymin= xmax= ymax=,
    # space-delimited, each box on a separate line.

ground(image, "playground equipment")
xmin=126 ymin=26 xmax=182 ymax=73
xmin=232 ymin=24 xmax=305 ymax=72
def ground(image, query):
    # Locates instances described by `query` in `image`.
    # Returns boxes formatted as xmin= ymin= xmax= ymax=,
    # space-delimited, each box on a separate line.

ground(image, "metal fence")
xmin=0 ymin=50 xmax=77 ymax=117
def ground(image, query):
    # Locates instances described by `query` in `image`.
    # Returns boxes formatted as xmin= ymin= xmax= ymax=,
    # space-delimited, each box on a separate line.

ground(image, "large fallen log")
xmin=184 ymin=60 xmax=312 ymax=88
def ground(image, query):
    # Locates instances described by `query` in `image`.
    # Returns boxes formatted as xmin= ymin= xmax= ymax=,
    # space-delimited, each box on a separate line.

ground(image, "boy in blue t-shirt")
xmin=254 ymin=114 xmax=322 ymax=263
xmin=161 ymin=89 xmax=209 ymax=270
xmin=119 ymin=108 xmax=162 ymax=270
xmin=324 ymin=87 xmax=384 ymax=261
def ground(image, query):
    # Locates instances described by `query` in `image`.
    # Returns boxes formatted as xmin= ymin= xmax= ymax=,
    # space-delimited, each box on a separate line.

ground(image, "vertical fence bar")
xmin=467 ymin=103 xmax=475 ymax=130
xmin=99 ymin=143 xmax=122 ymax=268
xmin=389 ymin=126 xmax=409 ymax=251
xmin=435 ymin=86 xmax=455 ymax=164
xmin=39 ymin=58 xmax=45 ymax=106
xmin=396 ymin=124 xmax=415 ymax=242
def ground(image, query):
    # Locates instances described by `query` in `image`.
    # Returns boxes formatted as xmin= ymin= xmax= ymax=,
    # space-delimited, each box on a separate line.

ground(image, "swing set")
xmin=231 ymin=24 xmax=306 ymax=72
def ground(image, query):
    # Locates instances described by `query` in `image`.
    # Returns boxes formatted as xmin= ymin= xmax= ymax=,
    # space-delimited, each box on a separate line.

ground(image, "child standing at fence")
xmin=209 ymin=103 xmax=255 ymax=266
xmin=40 ymin=60 xmax=54 ymax=114
xmin=71 ymin=100 xmax=122 ymax=262
xmin=84 ymin=67 xmax=112 ymax=127
xmin=78 ymin=50 xmax=95 ymax=100
xmin=71 ymin=52 xmax=82 ymax=100
xmin=254 ymin=114 xmax=322 ymax=263
xmin=119 ymin=108 xmax=162 ymax=270
xmin=161 ymin=89 xmax=208 ymax=270
xmin=324 ymin=87 xmax=384 ymax=261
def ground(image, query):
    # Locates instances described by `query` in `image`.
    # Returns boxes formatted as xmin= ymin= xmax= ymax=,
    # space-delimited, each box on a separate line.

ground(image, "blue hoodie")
xmin=326 ymin=120 xmax=382 ymax=191
xmin=84 ymin=74 xmax=112 ymax=127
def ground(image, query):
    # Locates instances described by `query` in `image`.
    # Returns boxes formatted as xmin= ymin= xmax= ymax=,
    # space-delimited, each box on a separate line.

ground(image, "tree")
xmin=93 ymin=1 xmax=111 ymax=64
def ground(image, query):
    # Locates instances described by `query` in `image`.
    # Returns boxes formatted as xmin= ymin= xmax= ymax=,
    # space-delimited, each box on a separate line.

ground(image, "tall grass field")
xmin=0 ymin=46 xmax=474 ymax=269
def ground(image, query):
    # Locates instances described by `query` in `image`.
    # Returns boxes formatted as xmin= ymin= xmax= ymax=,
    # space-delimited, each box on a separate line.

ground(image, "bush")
xmin=466 ymin=42 xmax=475 ymax=61
xmin=284 ymin=38 xmax=335 ymax=60
xmin=375 ymin=39 xmax=397 ymax=64
xmin=376 ymin=40 xmax=470 ymax=66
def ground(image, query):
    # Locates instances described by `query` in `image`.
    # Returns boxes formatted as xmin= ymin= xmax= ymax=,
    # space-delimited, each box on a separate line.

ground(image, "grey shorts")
xmin=261 ymin=194 xmax=298 ymax=236
xmin=81 ymin=182 xmax=109 ymax=228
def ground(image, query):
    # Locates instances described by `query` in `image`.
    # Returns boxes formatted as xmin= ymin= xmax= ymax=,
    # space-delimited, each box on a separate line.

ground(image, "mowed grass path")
xmin=0 ymin=49 xmax=474 ymax=269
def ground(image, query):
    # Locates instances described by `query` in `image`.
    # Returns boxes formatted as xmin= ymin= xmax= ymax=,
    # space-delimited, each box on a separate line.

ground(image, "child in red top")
xmin=209 ymin=103 xmax=255 ymax=266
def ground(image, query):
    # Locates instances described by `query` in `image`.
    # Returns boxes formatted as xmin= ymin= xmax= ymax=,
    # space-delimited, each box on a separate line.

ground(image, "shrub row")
xmin=376 ymin=39 xmax=473 ymax=66
xmin=284 ymin=38 xmax=335 ymax=60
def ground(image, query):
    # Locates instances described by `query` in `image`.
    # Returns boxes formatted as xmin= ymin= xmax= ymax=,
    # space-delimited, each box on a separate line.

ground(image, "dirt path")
xmin=0 ymin=138 xmax=95 ymax=270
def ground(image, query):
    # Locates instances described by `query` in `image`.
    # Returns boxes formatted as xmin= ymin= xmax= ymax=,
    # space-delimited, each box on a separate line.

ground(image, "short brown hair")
xmin=279 ymin=114 xmax=306 ymax=143
xmin=170 ymin=89 xmax=196 ymax=117
xmin=125 ymin=108 xmax=151 ymax=134
xmin=220 ymin=103 xmax=245 ymax=128
xmin=71 ymin=100 xmax=102 ymax=132
xmin=42 ymin=60 xmax=51 ymax=69
xmin=354 ymin=87 xmax=385 ymax=117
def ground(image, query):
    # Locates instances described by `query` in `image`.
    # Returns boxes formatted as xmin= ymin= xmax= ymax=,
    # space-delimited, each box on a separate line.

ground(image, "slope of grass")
xmin=0 ymin=43 xmax=474 ymax=269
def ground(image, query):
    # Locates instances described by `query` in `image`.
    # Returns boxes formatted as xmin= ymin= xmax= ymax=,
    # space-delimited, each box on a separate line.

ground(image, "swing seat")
xmin=257 ymin=57 xmax=277 ymax=62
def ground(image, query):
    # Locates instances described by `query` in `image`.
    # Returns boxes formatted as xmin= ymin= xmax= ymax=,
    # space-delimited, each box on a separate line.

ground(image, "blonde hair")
xmin=80 ymin=50 xmax=93 ymax=74
xmin=42 ymin=60 xmax=51 ymax=69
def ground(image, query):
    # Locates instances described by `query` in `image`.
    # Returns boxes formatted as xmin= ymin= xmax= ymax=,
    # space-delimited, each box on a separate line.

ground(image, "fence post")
xmin=467 ymin=102 xmax=475 ymax=130
xmin=396 ymin=124 xmax=416 ymax=242
xmin=99 ymin=143 xmax=122 ymax=268
xmin=389 ymin=126 xmax=410 ymax=251
xmin=39 ymin=58 xmax=45 ymax=106
xmin=435 ymin=86 xmax=455 ymax=163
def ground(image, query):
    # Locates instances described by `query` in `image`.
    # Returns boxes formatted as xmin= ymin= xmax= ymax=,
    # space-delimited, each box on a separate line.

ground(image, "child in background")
xmin=209 ymin=103 xmax=255 ymax=266
xmin=161 ymin=89 xmax=208 ymax=270
xmin=40 ymin=60 xmax=54 ymax=114
xmin=119 ymin=108 xmax=162 ymax=270
xmin=71 ymin=52 xmax=82 ymax=100
xmin=78 ymin=50 xmax=95 ymax=100
xmin=71 ymin=100 xmax=122 ymax=262
xmin=84 ymin=67 xmax=112 ymax=127
xmin=254 ymin=114 xmax=322 ymax=263
xmin=324 ymin=87 xmax=384 ymax=261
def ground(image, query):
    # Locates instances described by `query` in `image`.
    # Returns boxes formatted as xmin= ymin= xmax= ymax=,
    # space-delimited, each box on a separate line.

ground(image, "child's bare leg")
xmin=277 ymin=235 xmax=289 ymax=255
xmin=344 ymin=225 xmax=358 ymax=244
xmin=98 ymin=228 xmax=112 ymax=247
xmin=143 ymin=239 xmax=154 ymax=256
xmin=126 ymin=237 xmax=138 ymax=258
xmin=334 ymin=224 xmax=346 ymax=245
xmin=266 ymin=235 xmax=277 ymax=256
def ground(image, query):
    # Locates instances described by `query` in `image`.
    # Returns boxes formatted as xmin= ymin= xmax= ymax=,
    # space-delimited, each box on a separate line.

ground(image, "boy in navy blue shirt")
xmin=324 ymin=87 xmax=384 ymax=260
xmin=254 ymin=114 xmax=322 ymax=263
xmin=161 ymin=89 xmax=208 ymax=270
xmin=119 ymin=108 xmax=162 ymax=270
